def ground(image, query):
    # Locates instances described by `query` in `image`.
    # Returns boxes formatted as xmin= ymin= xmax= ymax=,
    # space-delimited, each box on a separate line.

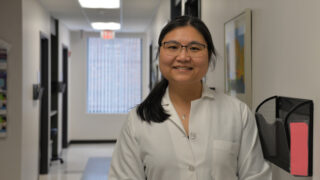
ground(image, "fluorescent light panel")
xmin=91 ymin=22 xmax=121 ymax=30
xmin=79 ymin=0 xmax=120 ymax=9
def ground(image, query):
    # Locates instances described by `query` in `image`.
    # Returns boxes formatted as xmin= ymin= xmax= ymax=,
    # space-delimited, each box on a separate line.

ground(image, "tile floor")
xmin=39 ymin=143 xmax=115 ymax=180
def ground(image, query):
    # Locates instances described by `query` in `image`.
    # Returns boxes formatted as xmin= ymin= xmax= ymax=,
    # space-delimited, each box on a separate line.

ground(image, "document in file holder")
xmin=255 ymin=96 xmax=313 ymax=177
xmin=290 ymin=122 xmax=309 ymax=176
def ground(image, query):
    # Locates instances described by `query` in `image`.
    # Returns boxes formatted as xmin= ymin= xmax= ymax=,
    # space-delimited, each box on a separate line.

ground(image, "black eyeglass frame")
xmin=160 ymin=40 xmax=207 ymax=51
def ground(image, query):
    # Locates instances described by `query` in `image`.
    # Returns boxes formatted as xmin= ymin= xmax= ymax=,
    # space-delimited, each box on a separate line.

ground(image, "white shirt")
xmin=108 ymin=84 xmax=272 ymax=180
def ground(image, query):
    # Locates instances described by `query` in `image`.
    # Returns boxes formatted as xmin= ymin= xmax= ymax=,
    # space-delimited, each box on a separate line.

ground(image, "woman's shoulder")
xmin=211 ymin=89 xmax=243 ymax=103
xmin=126 ymin=107 xmax=150 ymax=127
xmin=127 ymin=107 xmax=142 ymax=123
xmin=210 ymin=89 xmax=250 ymax=112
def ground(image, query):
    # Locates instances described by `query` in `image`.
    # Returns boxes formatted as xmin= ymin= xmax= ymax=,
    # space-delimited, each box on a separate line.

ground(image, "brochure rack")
xmin=255 ymin=96 xmax=313 ymax=176
xmin=0 ymin=39 xmax=9 ymax=138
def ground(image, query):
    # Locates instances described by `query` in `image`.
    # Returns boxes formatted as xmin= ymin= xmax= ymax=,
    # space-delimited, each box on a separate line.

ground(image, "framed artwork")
xmin=224 ymin=9 xmax=252 ymax=108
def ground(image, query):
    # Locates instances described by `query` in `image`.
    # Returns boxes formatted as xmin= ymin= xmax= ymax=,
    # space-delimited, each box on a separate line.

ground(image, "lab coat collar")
xmin=201 ymin=83 xmax=215 ymax=99
xmin=161 ymin=83 xmax=215 ymax=134
xmin=161 ymin=82 xmax=215 ymax=106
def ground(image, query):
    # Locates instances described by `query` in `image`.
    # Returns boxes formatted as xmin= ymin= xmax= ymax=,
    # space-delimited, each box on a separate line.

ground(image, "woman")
xmin=108 ymin=16 xmax=271 ymax=180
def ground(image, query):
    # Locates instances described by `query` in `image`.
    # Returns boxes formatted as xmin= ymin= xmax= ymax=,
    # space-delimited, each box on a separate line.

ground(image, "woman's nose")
xmin=176 ymin=47 xmax=191 ymax=61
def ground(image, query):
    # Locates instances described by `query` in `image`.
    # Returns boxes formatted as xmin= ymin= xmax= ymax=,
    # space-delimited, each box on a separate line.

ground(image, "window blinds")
xmin=87 ymin=38 xmax=141 ymax=114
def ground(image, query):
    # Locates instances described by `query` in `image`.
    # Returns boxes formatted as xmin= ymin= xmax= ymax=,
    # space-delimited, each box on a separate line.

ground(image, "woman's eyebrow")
xmin=163 ymin=40 xmax=206 ymax=46
xmin=163 ymin=40 xmax=179 ymax=43
xmin=188 ymin=41 xmax=205 ymax=45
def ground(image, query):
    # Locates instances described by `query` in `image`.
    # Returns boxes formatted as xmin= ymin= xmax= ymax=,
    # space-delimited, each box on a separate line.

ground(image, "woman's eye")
xmin=167 ymin=45 xmax=179 ymax=49
xmin=189 ymin=46 xmax=201 ymax=51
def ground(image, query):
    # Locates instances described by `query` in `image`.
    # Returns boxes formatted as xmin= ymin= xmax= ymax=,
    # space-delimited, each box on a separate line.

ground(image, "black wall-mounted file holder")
xmin=33 ymin=84 xmax=44 ymax=100
xmin=255 ymin=96 xmax=313 ymax=177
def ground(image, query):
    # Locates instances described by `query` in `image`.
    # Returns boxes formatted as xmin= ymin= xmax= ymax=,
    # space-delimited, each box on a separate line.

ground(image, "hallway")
xmin=1 ymin=0 xmax=320 ymax=180
xmin=39 ymin=144 xmax=115 ymax=180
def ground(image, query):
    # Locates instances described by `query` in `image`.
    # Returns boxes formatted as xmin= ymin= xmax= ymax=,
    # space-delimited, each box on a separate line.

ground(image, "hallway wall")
xmin=69 ymin=31 xmax=148 ymax=140
xmin=0 ymin=1 xmax=23 ymax=180
xmin=21 ymin=0 xmax=51 ymax=179
xmin=1 ymin=0 xmax=71 ymax=179
xmin=201 ymin=0 xmax=320 ymax=180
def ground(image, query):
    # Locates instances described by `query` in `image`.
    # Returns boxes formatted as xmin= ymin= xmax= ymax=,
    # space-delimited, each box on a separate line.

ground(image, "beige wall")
xmin=1 ymin=0 xmax=70 ymax=179
xmin=201 ymin=0 xmax=320 ymax=180
xmin=0 ymin=0 xmax=23 ymax=180
xmin=21 ymin=0 xmax=51 ymax=179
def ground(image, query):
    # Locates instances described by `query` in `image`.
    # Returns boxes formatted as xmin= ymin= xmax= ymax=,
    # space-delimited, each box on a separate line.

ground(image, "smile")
xmin=173 ymin=66 xmax=193 ymax=70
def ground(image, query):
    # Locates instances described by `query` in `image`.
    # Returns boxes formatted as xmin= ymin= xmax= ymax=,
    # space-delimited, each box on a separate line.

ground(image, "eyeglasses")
xmin=161 ymin=41 xmax=207 ymax=58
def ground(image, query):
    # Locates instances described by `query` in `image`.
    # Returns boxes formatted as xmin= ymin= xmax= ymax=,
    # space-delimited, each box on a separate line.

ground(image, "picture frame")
xmin=224 ymin=9 xmax=252 ymax=108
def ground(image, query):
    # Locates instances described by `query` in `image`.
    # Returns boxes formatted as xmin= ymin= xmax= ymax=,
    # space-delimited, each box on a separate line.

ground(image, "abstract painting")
xmin=224 ymin=9 xmax=252 ymax=107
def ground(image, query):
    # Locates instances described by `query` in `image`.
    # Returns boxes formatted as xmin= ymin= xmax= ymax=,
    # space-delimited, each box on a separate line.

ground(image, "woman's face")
xmin=159 ymin=26 xmax=209 ymax=86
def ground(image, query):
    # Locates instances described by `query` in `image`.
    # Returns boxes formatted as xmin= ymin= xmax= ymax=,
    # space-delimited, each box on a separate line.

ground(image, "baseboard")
xmin=69 ymin=139 xmax=117 ymax=144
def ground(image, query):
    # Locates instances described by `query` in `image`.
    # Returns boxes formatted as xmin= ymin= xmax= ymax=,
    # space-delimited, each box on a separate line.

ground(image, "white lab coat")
xmin=108 ymin=84 xmax=272 ymax=180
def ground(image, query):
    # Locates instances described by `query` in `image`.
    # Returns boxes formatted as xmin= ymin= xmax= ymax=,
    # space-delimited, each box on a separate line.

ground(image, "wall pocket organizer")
xmin=255 ymin=96 xmax=313 ymax=177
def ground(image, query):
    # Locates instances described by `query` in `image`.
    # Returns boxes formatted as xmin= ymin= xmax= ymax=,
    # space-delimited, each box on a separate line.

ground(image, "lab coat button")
xmin=188 ymin=165 xmax=195 ymax=171
xmin=189 ymin=132 xmax=196 ymax=140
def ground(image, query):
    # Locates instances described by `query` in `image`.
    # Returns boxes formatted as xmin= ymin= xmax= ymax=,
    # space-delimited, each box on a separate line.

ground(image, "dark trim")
xmin=39 ymin=33 xmax=50 ymax=175
xmin=171 ymin=0 xmax=181 ymax=20
xmin=50 ymin=31 xmax=59 ymax=157
xmin=185 ymin=0 xmax=201 ymax=18
xmin=62 ymin=46 xmax=69 ymax=148
xmin=69 ymin=140 xmax=117 ymax=144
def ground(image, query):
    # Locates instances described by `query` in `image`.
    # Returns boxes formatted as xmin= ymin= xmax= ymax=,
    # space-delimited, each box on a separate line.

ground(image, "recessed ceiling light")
xmin=91 ymin=22 xmax=121 ymax=30
xmin=79 ymin=0 xmax=120 ymax=9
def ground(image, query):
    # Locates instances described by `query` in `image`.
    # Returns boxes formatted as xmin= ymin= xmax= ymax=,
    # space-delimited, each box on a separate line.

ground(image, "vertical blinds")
xmin=87 ymin=38 xmax=141 ymax=114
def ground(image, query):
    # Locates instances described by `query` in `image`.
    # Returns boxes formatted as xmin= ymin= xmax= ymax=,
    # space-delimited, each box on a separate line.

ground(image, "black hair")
xmin=137 ymin=16 xmax=216 ymax=123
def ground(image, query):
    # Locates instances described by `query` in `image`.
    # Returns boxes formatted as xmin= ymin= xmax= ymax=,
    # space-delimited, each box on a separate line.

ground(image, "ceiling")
xmin=38 ymin=0 xmax=162 ymax=33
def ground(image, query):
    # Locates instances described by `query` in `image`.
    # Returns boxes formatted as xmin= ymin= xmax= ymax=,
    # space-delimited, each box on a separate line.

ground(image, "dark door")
xmin=62 ymin=47 xmax=69 ymax=148
xmin=39 ymin=35 xmax=50 ymax=174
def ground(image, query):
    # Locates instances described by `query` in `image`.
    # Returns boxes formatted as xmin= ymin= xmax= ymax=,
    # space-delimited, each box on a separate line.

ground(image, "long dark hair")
xmin=137 ymin=16 xmax=216 ymax=123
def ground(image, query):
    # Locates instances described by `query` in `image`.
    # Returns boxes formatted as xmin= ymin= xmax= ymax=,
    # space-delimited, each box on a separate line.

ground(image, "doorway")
xmin=39 ymin=35 xmax=50 ymax=174
xmin=62 ymin=46 xmax=69 ymax=148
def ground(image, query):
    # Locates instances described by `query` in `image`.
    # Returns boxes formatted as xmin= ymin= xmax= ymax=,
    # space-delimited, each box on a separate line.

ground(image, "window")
xmin=87 ymin=38 xmax=142 ymax=114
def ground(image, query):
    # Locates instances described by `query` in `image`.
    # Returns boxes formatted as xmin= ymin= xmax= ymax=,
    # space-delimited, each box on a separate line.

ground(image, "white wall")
xmin=0 ymin=1 xmax=23 ymax=180
xmin=21 ymin=0 xmax=51 ymax=179
xmin=0 ymin=0 xmax=70 ymax=179
xmin=201 ymin=0 xmax=320 ymax=180
xmin=69 ymin=31 xmax=148 ymax=140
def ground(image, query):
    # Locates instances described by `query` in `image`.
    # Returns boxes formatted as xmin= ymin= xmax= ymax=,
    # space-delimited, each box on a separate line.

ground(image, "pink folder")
xmin=290 ymin=122 xmax=309 ymax=176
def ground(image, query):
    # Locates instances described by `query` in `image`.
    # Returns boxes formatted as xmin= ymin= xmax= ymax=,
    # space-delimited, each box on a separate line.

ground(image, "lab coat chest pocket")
xmin=212 ymin=140 xmax=239 ymax=177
